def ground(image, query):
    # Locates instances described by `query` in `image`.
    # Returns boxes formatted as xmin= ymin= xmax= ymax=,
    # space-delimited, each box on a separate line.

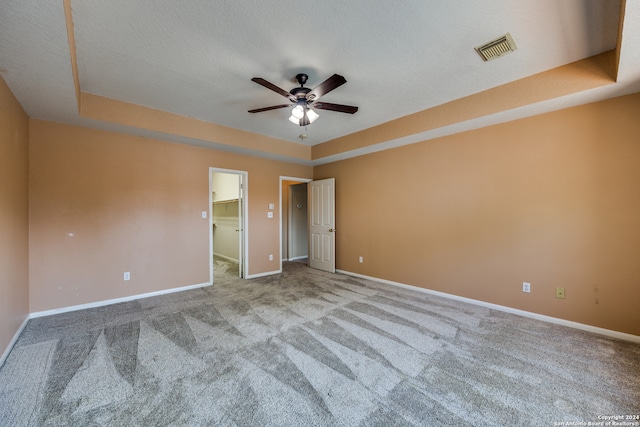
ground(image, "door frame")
xmin=210 ymin=167 xmax=248 ymax=283
xmin=279 ymin=176 xmax=312 ymax=272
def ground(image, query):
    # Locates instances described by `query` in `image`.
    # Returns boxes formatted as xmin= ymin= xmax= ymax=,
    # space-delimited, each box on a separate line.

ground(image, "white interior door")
xmin=309 ymin=178 xmax=335 ymax=273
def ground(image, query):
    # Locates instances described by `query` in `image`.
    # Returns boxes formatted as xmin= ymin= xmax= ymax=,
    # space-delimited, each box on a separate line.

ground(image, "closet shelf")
xmin=213 ymin=199 xmax=239 ymax=205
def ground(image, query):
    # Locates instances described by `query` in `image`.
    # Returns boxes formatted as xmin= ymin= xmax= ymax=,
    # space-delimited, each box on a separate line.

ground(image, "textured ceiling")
xmin=1 ymin=1 xmax=639 ymax=165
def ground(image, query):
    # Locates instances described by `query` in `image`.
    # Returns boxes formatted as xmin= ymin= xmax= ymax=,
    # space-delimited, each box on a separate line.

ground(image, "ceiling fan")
xmin=248 ymin=73 xmax=358 ymax=126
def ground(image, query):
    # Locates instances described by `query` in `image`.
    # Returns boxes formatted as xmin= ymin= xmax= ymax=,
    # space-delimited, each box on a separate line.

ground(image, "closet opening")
xmin=210 ymin=168 xmax=247 ymax=282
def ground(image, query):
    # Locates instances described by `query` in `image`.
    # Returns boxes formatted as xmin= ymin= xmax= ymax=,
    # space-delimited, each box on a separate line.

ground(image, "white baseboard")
xmin=2 ymin=282 xmax=212 ymax=365
xmin=5 ymin=270 xmax=637 ymax=368
xmin=288 ymin=256 xmax=308 ymax=261
xmin=0 ymin=316 xmax=30 ymax=368
xmin=213 ymin=253 xmax=239 ymax=263
xmin=337 ymin=269 xmax=640 ymax=344
xmin=245 ymin=269 xmax=281 ymax=279
xmin=30 ymin=282 xmax=211 ymax=319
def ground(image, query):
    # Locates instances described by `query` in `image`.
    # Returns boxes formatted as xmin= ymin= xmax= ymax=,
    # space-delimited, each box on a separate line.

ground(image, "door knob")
xmin=328 ymin=228 xmax=336 ymax=232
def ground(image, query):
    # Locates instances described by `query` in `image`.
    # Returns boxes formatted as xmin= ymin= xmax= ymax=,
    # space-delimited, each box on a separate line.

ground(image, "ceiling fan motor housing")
xmin=290 ymin=87 xmax=311 ymax=99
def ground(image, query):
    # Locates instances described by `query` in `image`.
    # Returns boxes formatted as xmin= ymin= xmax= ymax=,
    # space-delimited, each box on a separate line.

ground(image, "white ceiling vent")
xmin=475 ymin=33 xmax=517 ymax=62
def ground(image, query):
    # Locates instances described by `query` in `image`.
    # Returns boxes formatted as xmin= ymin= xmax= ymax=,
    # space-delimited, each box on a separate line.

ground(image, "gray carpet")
xmin=1 ymin=261 xmax=638 ymax=426
xmin=213 ymin=255 xmax=239 ymax=281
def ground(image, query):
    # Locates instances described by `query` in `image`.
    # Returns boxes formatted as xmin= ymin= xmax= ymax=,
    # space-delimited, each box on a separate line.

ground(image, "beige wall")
xmin=3 ymin=71 xmax=639 ymax=355
xmin=315 ymin=92 xmax=640 ymax=336
xmin=0 ymin=77 xmax=30 ymax=353
xmin=29 ymin=120 xmax=312 ymax=312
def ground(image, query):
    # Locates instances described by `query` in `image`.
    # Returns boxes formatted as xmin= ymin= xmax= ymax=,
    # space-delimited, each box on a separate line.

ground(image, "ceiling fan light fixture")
xmin=291 ymin=104 xmax=305 ymax=119
xmin=306 ymin=107 xmax=319 ymax=123
xmin=288 ymin=114 xmax=300 ymax=124
xmin=289 ymin=106 xmax=319 ymax=126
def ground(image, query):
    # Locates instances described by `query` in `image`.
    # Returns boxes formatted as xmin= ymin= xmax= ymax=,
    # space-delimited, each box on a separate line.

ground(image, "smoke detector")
xmin=475 ymin=33 xmax=517 ymax=62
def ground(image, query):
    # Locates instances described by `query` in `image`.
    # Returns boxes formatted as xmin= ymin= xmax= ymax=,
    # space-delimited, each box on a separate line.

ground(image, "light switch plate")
xmin=267 ymin=212 xmax=273 ymax=218
xmin=268 ymin=203 xmax=274 ymax=210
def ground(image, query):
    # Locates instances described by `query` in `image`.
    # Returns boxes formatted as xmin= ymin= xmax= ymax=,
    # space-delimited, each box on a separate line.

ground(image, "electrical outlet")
xmin=269 ymin=254 xmax=273 ymax=261
xmin=556 ymin=287 xmax=565 ymax=299
xmin=359 ymin=256 xmax=363 ymax=263
xmin=522 ymin=282 xmax=530 ymax=293
xmin=124 ymin=272 xmax=130 ymax=281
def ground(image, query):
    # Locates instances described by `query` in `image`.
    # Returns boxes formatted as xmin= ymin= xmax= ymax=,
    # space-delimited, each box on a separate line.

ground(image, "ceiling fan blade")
xmin=251 ymin=77 xmax=296 ymax=102
xmin=248 ymin=104 xmax=292 ymax=113
xmin=313 ymin=102 xmax=358 ymax=114
xmin=306 ymin=74 xmax=347 ymax=101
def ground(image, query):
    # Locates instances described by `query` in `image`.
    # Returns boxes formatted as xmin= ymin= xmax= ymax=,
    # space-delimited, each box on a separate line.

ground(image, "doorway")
xmin=280 ymin=177 xmax=312 ymax=270
xmin=210 ymin=168 xmax=247 ymax=283
xmin=280 ymin=176 xmax=336 ymax=273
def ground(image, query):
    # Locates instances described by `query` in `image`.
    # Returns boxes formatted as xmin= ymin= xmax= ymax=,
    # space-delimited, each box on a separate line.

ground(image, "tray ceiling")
xmin=1 ymin=1 xmax=639 ymax=164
